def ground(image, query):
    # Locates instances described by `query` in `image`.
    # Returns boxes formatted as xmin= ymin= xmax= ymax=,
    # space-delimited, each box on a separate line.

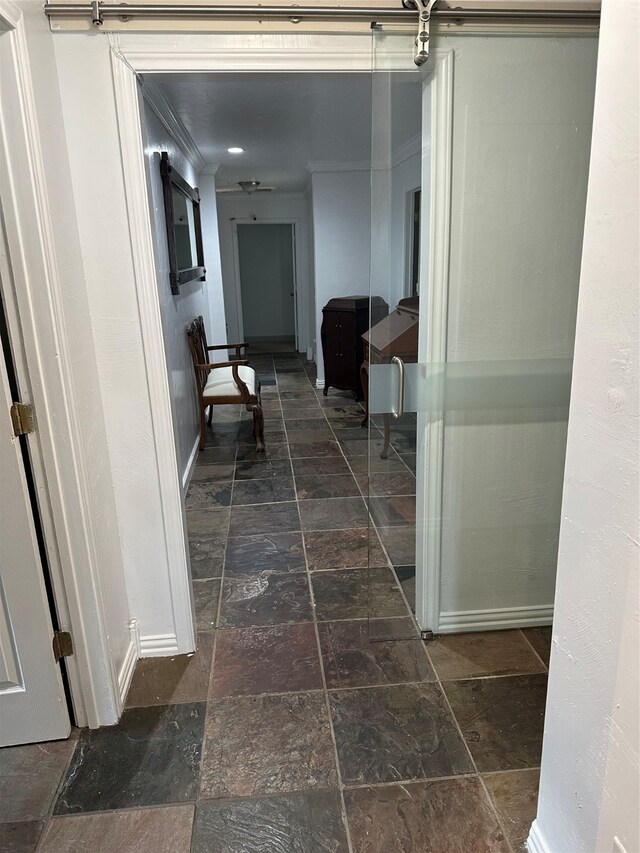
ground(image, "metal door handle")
xmin=391 ymin=355 xmax=405 ymax=419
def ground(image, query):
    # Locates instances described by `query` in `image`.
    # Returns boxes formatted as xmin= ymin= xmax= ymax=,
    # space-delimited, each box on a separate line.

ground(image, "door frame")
xmin=231 ymin=219 xmax=299 ymax=349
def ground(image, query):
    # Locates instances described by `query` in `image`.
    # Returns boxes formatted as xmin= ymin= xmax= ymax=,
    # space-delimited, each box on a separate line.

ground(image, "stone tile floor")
xmin=0 ymin=352 xmax=551 ymax=852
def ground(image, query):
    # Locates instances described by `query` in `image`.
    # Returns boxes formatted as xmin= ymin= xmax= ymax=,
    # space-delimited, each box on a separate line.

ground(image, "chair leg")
xmin=207 ymin=404 xmax=213 ymax=426
xmin=249 ymin=402 xmax=265 ymax=452
xmin=199 ymin=405 xmax=207 ymax=451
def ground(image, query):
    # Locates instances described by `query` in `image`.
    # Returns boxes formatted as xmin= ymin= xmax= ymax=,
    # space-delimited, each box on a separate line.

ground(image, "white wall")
xmin=434 ymin=34 xmax=598 ymax=627
xmin=310 ymin=169 xmax=371 ymax=386
xmin=142 ymin=99 xmax=209 ymax=483
xmin=530 ymin=2 xmax=639 ymax=851
xmin=217 ymin=192 xmax=313 ymax=353
xmin=199 ymin=174 xmax=228 ymax=356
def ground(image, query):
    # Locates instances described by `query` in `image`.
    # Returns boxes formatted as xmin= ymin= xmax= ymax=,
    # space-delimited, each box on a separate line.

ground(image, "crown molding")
xmin=0 ymin=0 xmax=21 ymax=31
xmin=307 ymin=160 xmax=371 ymax=174
xmin=140 ymin=77 xmax=206 ymax=173
xmin=200 ymin=162 xmax=221 ymax=176
xmin=392 ymin=132 xmax=423 ymax=168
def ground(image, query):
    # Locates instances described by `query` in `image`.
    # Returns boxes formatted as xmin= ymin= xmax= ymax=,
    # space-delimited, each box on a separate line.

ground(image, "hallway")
xmin=0 ymin=352 xmax=550 ymax=852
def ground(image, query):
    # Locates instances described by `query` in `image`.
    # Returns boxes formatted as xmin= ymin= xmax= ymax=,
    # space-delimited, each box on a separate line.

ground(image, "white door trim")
xmin=232 ymin=219 xmax=300 ymax=349
xmin=111 ymin=50 xmax=195 ymax=656
xmin=0 ymin=0 xmax=119 ymax=726
xmin=106 ymin=32 xmax=377 ymax=659
xmin=415 ymin=48 xmax=454 ymax=634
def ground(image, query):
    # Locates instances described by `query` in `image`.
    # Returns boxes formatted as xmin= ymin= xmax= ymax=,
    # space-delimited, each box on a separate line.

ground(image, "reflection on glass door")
xmin=366 ymin=26 xmax=597 ymax=638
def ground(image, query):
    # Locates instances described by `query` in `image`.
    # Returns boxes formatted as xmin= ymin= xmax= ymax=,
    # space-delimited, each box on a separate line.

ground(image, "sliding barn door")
xmin=366 ymin=27 xmax=597 ymax=635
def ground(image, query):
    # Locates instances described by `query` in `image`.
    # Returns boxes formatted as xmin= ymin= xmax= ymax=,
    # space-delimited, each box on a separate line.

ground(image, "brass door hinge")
xmin=10 ymin=402 xmax=35 ymax=436
xmin=52 ymin=631 xmax=73 ymax=663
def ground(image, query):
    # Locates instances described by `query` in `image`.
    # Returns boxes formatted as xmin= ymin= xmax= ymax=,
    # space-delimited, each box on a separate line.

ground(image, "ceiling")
xmin=149 ymin=72 xmax=422 ymax=193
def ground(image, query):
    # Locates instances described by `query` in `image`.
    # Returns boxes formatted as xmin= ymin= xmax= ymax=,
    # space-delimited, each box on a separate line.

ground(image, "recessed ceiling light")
xmin=227 ymin=147 xmax=244 ymax=154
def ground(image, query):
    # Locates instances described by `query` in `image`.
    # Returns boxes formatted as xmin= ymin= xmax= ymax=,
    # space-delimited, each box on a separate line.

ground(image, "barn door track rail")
xmin=43 ymin=0 xmax=601 ymax=31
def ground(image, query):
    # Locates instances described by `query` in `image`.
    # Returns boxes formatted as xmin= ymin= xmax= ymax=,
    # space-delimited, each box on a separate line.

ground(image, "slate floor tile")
xmin=318 ymin=619 xmax=435 ymax=688
xmin=295 ymin=473 xmax=361 ymax=500
xmin=443 ymin=674 xmax=548 ymax=772
xmin=292 ymin=456 xmax=352 ymax=476
xmin=54 ymin=703 xmax=205 ymax=813
xmin=329 ymin=684 xmax=473 ymax=786
xmin=286 ymin=428 xmax=334 ymax=444
xmin=0 ymin=820 xmax=43 ymax=853
xmin=427 ymin=630 xmax=546 ymax=681
xmin=219 ymin=573 xmax=313 ymax=628
xmin=193 ymin=579 xmax=221 ymax=631
xmin=231 ymin=477 xmax=295 ymax=505
xmin=0 ymin=740 xmax=77 ymax=822
xmin=368 ymin=495 xmax=416 ymax=527
xmin=234 ymin=458 xmax=291 ymax=480
xmin=312 ymin=568 xmax=408 ymax=621
xmin=377 ymin=526 xmax=416 ymax=566
xmin=39 ymin=806 xmax=194 ymax=853
xmin=522 ymin=626 xmax=553 ymax=666
xmin=126 ymin=633 xmax=214 ymax=708
xmin=394 ymin=565 xmax=416 ymax=613
xmin=185 ymin=508 xmax=229 ymax=538
xmin=298 ymin=497 xmax=368 ymax=531
xmin=197 ymin=446 xmax=237 ymax=464
xmin=235 ymin=445 xmax=289 ymax=462
xmin=483 ymin=768 xmax=540 ymax=849
xmin=192 ymin=792 xmax=348 ymax=853
xmin=284 ymin=417 xmax=331 ymax=431
xmin=344 ymin=778 xmax=509 ymax=853
xmin=228 ymin=502 xmax=300 ymax=537
xmin=190 ymin=462 xmax=235 ymax=482
xmin=185 ymin=481 xmax=232 ymax=509
xmin=359 ymin=472 xmax=416 ymax=497
xmin=347 ymin=455 xmax=408 ymax=475
xmin=189 ymin=538 xmax=224 ymax=579
xmin=288 ymin=440 xmax=341 ymax=458
xmin=200 ymin=693 xmax=337 ymax=798
xmin=224 ymin=532 xmax=305 ymax=574
xmin=210 ymin=624 xmax=322 ymax=698
xmin=304 ymin=528 xmax=387 ymax=571
xmin=282 ymin=407 xmax=323 ymax=419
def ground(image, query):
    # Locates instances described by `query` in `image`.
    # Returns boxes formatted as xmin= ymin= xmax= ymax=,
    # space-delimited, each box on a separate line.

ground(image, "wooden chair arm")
xmin=197 ymin=360 xmax=251 ymax=401
xmin=196 ymin=360 xmax=249 ymax=370
xmin=206 ymin=342 xmax=247 ymax=350
xmin=207 ymin=342 xmax=248 ymax=359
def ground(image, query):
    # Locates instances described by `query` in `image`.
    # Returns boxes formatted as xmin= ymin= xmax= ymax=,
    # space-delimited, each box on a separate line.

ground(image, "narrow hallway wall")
xmin=142 ymin=99 xmax=220 ymax=486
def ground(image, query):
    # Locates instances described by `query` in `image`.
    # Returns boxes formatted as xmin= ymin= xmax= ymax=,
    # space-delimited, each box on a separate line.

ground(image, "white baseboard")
xmin=182 ymin=434 xmax=200 ymax=491
xmin=527 ymin=820 xmax=551 ymax=853
xmin=438 ymin=604 xmax=554 ymax=633
xmin=117 ymin=620 xmax=141 ymax=706
xmin=140 ymin=632 xmax=180 ymax=657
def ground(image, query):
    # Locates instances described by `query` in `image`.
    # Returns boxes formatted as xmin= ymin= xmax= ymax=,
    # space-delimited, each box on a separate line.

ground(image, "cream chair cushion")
xmin=203 ymin=364 xmax=256 ymax=399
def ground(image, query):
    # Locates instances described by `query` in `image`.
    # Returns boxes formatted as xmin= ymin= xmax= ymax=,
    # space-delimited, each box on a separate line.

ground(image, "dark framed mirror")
xmin=160 ymin=151 xmax=206 ymax=295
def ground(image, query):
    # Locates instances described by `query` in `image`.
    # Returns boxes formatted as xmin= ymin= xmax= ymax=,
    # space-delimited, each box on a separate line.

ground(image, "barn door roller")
xmin=405 ymin=0 xmax=439 ymax=66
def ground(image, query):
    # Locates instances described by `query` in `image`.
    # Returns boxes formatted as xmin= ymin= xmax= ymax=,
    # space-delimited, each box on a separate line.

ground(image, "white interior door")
xmin=0 ymin=303 xmax=70 ymax=746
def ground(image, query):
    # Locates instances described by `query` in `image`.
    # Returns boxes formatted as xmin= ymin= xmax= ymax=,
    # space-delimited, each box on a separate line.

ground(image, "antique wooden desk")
xmin=361 ymin=296 xmax=419 ymax=457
